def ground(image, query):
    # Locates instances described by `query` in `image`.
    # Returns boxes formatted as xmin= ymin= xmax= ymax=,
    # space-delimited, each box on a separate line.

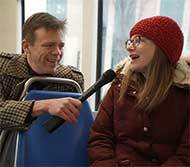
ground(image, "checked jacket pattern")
xmin=0 ymin=52 xmax=84 ymax=130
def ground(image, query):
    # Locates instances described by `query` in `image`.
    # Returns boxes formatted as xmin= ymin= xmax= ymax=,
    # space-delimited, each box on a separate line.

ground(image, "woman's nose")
xmin=126 ymin=43 xmax=136 ymax=52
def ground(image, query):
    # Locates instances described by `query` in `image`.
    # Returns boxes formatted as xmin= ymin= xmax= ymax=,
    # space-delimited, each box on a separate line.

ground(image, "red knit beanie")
xmin=130 ymin=16 xmax=184 ymax=64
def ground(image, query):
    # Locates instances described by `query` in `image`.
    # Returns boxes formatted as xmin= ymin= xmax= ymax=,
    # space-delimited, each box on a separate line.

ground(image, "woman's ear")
xmin=22 ymin=39 xmax=30 ymax=54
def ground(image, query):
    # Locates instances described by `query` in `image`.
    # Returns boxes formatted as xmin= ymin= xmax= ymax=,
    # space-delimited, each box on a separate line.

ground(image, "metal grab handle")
xmin=19 ymin=77 xmax=82 ymax=100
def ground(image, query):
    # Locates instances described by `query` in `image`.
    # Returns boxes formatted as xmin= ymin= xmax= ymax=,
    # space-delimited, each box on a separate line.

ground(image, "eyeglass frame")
xmin=125 ymin=36 xmax=142 ymax=49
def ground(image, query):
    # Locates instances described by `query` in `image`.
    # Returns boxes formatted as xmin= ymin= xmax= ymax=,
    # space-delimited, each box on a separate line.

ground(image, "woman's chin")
xmin=129 ymin=65 xmax=144 ymax=73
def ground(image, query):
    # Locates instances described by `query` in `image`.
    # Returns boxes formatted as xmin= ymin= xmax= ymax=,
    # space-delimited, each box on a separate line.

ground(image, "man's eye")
xmin=59 ymin=45 xmax=64 ymax=49
xmin=59 ymin=43 xmax=65 ymax=49
xmin=44 ymin=44 xmax=54 ymax=48
xmin=42 ymin=43 xmax=55 ymax=48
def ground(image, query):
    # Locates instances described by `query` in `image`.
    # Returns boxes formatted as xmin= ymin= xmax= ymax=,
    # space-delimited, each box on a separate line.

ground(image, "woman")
xmin=88 ymin=16 xmax=190 ymax=166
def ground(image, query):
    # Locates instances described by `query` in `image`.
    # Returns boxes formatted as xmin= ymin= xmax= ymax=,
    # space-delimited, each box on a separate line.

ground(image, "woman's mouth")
xmin=129 ymin=54 xmax=140 ymax=60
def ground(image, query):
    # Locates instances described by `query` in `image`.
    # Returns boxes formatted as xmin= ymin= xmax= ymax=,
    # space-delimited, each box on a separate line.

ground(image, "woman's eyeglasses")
xmin=125 ymin=36 xmax=142 ymax=49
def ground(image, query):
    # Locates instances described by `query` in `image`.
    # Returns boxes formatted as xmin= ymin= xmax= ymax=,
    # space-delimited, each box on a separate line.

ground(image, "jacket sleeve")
xmin=0 ymin=77 xmax=34 ymax=130
xmin=161 ymin=117 xmax=190 ymax=166
xmin=88 ymin=83 xmax=119 ymax=167
xmin=0 ymin=100 xmax=34 ymax=130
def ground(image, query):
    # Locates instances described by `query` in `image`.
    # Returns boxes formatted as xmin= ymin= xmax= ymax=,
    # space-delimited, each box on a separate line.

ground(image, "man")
xmin=0 ymin=12 xmax=84 ymax=131
xmin=0 ymin=12 xmax=84 ymax=166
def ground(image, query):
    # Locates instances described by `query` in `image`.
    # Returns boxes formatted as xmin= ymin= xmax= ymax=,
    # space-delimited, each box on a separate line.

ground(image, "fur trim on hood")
xmin=115 ymin=57 xmax=190 ymax=89
xmin=173 ymin=59 xmax=190 ymax=88
xmin=115 ymin=57 xmax=131 ymax=75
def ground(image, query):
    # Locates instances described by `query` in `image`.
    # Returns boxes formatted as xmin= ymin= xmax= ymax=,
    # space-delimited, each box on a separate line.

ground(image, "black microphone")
xmin=43 ymin=69 xmax=116 ymax=133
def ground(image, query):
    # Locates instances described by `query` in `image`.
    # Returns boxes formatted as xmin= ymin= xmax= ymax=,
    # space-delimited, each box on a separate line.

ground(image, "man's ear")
xmin=22 ymin=39 xmax=30 ymax=54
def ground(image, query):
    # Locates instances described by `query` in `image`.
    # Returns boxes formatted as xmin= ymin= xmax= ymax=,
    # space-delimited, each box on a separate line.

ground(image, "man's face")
xmin=25 ymin=27 xmax=65 ymax=75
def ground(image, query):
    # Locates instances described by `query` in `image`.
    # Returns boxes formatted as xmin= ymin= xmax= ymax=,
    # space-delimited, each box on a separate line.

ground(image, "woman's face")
xmin=126 ymin=35 xmax=156 ymax=73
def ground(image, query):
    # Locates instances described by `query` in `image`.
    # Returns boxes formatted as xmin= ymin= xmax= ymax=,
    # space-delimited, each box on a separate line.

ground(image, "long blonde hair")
xmin=119 ymin=47 xmax=175 ymax=111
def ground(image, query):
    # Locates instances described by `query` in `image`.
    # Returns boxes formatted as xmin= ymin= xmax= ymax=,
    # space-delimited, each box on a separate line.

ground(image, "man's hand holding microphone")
xmin=32 ymin=69 xmax=116 ymax=133
xmin=32 ymin=97 xmax=82 ymax=124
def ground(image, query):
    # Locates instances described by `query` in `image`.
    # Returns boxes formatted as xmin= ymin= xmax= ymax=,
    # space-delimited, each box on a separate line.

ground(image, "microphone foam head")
xmin=102 ymin=69 xmax=116 ymax=84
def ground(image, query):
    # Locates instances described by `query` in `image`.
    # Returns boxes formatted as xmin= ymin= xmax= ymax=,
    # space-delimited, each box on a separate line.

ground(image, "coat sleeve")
xmin=161 ymin=117 xmax=190 ymax=166
xmin=0 ymin=77 xmax=34 ymax=130
xmin=88 ymin=83 xmax=119 ymax=167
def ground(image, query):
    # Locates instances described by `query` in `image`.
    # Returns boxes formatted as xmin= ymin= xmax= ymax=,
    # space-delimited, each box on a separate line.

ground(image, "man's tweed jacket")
xmin=0 ymin=52 xmax=84 ymax=130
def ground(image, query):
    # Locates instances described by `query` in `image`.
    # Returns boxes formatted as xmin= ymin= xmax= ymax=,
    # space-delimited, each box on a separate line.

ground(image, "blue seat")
xmin=15 ymin=90 xmax=94 ymax=167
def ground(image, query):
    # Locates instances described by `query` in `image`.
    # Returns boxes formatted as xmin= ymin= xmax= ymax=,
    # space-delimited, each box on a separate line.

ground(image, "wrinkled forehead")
xmin=34 ymin=27 xmax=65 ymax=41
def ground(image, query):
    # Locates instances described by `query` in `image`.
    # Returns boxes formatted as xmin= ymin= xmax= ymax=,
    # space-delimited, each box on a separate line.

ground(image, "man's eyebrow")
xmin=44 ymin=41 xmax=65 ymax=44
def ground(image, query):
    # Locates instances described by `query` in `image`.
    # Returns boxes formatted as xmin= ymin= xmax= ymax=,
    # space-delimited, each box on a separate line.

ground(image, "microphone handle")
xmin=43 ymin=116 xmax=64 ymax=133
xmin=42 ymin=69 xmax=115 ymax=133
xmin=43 ymin=80 xmax=108 ymax=133
xmin=42 ymin=94 xmax=90 ymax=133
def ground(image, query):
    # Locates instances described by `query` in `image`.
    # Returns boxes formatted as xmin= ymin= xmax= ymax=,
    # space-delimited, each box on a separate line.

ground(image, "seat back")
xmin=15 ymin=90 xmax=94 ymax=167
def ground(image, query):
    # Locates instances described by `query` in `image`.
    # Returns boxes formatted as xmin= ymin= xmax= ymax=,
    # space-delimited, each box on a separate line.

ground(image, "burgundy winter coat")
xmin=88 ymin=74 xmax=190 ymax=167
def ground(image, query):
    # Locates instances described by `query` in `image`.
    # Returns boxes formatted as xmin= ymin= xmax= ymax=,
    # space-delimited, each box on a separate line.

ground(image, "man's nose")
xmin=52 ymin=46 xmax=62 ymax=55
